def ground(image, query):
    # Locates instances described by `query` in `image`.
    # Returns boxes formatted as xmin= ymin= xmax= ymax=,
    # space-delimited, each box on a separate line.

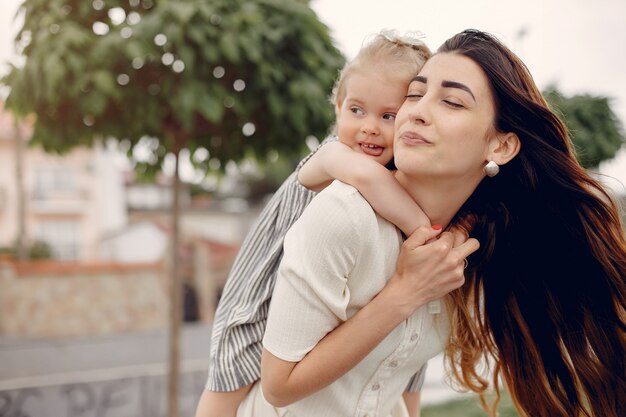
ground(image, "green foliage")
xmin=28 ymin=240 xmax=53 ymax=259
xmin=2 ymin=0 xmax=345 ymax=171
xmin=0 ymin=246 xmax=14 ymax=257
xmin=0 ymin=240 xmax=52 ymax=260
xmin=422 ymin=392 xmax=520 ymax=417
xmin=544 ymin=86 xmax=625 ymax=168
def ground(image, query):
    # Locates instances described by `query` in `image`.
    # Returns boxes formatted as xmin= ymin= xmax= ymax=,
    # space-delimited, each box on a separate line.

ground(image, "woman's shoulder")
xmin=318 ymin=180 xmax=370 ymax=208
xmin=298 ymin=180 xmax=375 ymax=230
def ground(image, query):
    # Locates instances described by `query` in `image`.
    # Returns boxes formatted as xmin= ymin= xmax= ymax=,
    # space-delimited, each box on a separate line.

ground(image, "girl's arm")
xmin=403 ymin=391 xmax=422 ymax=417
xmin=194 ymin=385 xmax=252 ymax=417
xmin=261 ymin=226 xmax=479 ymax=406
xmin=298 ymin=141 xmax=430 ymax=235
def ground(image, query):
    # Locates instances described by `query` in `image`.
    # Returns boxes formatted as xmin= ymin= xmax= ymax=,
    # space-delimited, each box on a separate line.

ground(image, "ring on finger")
xmin=463 ymin=259 xmax=468 ymax=269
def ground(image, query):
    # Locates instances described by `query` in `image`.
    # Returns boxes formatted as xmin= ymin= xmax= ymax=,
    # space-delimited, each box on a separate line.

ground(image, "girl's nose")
xmin=361 ymin=117 xmax=380 ymax=135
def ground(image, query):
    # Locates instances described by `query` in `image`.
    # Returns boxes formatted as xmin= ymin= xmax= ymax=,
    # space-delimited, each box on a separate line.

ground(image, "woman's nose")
xmin=407 ymin=99 xmax=429 ymax=125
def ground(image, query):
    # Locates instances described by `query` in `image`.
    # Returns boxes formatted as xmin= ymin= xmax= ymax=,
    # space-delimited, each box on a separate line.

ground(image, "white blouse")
xmin=249 ymin=181 xmax=450 ymax=417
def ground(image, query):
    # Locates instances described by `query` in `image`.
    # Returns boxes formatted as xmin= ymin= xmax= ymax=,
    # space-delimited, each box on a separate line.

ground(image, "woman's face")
xmin=393 ymin=52 xmax=497 ymax=181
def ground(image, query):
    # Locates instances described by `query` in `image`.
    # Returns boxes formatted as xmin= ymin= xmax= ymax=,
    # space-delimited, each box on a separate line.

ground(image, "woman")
xmin=250 ymin=30 xmax=626 ymax=417
xmin=433 ymin=30 xmax=626 ymax=417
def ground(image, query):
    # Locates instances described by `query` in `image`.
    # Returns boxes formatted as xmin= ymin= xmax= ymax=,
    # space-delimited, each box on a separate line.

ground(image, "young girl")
xmin=195 ymin=32 xmax=432 ymax=417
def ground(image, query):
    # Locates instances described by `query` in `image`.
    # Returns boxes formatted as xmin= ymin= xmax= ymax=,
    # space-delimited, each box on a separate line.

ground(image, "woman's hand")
xmin=385 ymin=225 xmax=480 ymax=318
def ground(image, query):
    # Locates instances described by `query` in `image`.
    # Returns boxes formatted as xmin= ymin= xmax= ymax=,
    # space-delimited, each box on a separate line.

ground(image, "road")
xmin=0 ymin=323 xmax=467 ymax=416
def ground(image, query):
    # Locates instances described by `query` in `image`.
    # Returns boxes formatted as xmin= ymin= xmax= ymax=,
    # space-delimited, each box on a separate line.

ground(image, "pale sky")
xmin=1 ymin=0 xmax=626 ymax=191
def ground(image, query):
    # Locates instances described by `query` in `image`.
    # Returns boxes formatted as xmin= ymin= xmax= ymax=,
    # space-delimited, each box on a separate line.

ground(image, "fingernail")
xmin=432 ymin=224 xmax=442 ymax=230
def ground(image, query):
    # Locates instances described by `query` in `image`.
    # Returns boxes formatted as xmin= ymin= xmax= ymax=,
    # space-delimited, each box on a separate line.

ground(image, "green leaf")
xmin=219 ymin=32 xmax=240 ymax=63
xmin=170 ymin=2 xmax=197 ymax=24
xmin=91 ymin=70 xmax=116 ymax=95
xmin=83 ymin=91 xmax=108 ymax=117
xmin=544 ymin=86 xmax=625 ymax=168
xmin=124 ymin=39 xmax=147 ymax=61
xmin=267 ymin=92 xmax=285 ymax=117
xmin=43 ymin=54 xmax=65 ymax=99
xmin=198 ymin=92 xmax=225 ymax=124
xmin=188 ymin=26 xmax=206 ymax=45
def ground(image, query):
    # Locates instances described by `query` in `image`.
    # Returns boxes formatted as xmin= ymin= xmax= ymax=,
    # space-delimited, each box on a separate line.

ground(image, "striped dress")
xmin=205 ymin=136 xmax=426 ymax=393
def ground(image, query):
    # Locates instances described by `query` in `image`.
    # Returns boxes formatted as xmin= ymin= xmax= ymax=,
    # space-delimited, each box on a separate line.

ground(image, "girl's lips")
xmin=360 ymin=142 xmax=384 ymax=157
xmin=399 ymin=131 xmax=431 ymax=145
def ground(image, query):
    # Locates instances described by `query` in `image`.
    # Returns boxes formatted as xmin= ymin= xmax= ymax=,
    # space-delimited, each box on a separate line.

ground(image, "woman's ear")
xmin=488 ymin=132 xmax=520 ymax=166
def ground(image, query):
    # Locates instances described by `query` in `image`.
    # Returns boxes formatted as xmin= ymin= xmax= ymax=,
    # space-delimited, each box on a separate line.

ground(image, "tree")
xmin=544 ymin=86 xmax=625 ymax=169
xmin=2 ymin=0 xmax=345 ymax=415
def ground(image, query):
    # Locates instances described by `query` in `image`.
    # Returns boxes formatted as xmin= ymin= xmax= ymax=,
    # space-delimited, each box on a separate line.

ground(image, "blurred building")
xmin=0 ymin=102 xmax=259 ymax=264
xmin=0 ymin=102 xmax=269 ymax=337
xmin=0 ymin=102 xmax=126 ymax=261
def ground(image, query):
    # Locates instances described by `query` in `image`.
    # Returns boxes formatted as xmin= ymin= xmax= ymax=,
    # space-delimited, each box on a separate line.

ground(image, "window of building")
xmin=36 ymin=220 xmax=81 ymax=260
xmin=33 ymin=167 xmax=76 ymax=199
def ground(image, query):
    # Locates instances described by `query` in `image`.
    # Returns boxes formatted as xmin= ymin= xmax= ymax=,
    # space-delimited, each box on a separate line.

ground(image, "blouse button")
xmin=410 ymin=333 xmax=418 ymax=342
xmin=388 ymin=360 xmax=398 ymax=368
xmin=371 ymin=383 xmax=380 ymax=391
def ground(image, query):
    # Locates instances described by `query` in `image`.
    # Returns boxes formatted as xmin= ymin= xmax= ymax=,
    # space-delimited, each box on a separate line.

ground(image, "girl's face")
xmin=393 ymin=53 xmax=498 ymax=181
xmin=336 ymin=70 xmax=407 ymax=166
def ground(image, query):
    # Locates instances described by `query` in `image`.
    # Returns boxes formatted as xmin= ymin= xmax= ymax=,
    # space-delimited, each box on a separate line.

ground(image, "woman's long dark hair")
xmin=442 ymin=29 xmax=626 ymax=417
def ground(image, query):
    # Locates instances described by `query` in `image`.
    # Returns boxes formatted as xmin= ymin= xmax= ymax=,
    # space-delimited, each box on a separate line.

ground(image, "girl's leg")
xmin=194 ymin=383 xmax=254 ymax=417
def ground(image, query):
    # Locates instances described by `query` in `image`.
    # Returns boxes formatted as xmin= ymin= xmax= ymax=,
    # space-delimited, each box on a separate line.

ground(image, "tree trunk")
xmin=167 ymin=136 xmax=183 ymax=417
xmin=14 ymin=119 xmax=27 ymax=261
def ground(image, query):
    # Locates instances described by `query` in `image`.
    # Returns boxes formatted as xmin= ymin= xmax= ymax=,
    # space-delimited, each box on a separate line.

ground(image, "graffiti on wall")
xmin=0 ymin=370 xmax=207 ymax=417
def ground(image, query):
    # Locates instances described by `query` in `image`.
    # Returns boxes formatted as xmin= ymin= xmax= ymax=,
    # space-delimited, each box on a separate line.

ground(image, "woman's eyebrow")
xmin=441 ymin=80 xmax=476 ymax=102
xmin=412 ymin=75 xmax=476 ymax=102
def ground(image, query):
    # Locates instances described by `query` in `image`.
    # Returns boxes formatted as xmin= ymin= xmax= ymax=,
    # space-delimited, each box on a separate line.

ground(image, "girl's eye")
xmin=350 ymin=107 xmax=365 ymax=115
xmin=382 ymin=113 xmax=396 ymax=121
xmin=443 ymin=100 xmax=464 ymax=109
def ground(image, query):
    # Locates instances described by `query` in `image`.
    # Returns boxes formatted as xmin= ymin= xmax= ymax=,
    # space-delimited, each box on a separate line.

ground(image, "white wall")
xmin=100 ymin=222 xmax=167 ymax=263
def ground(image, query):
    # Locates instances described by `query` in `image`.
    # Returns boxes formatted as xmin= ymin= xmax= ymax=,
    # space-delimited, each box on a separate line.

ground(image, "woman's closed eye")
xmin=443 ymin=99 xmax=464 ymax=109
xmin=405 ymin=93 xmax=424 ymax=101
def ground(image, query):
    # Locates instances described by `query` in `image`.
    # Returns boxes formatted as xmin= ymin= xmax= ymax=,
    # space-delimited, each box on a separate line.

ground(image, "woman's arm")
xmin=261 ymin=225 xmax=479 ymax=406
xmin=298 ymin=141 xmax=430 ymax=235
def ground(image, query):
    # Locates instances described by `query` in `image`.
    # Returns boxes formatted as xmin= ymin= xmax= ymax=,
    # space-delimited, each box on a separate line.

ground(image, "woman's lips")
xmin=399 ymin=131 xmax=431 ymax=145
xmin=360 ymin=142 xmax=384 ymax=157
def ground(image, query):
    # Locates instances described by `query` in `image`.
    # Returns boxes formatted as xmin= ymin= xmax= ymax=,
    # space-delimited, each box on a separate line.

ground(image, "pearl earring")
xmin=484 ymin=160 xmax=500 ymax=177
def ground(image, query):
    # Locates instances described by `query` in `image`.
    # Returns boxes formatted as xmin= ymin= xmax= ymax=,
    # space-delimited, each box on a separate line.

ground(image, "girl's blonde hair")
xmin=330 ymin=30 xmax=431 ymax=107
